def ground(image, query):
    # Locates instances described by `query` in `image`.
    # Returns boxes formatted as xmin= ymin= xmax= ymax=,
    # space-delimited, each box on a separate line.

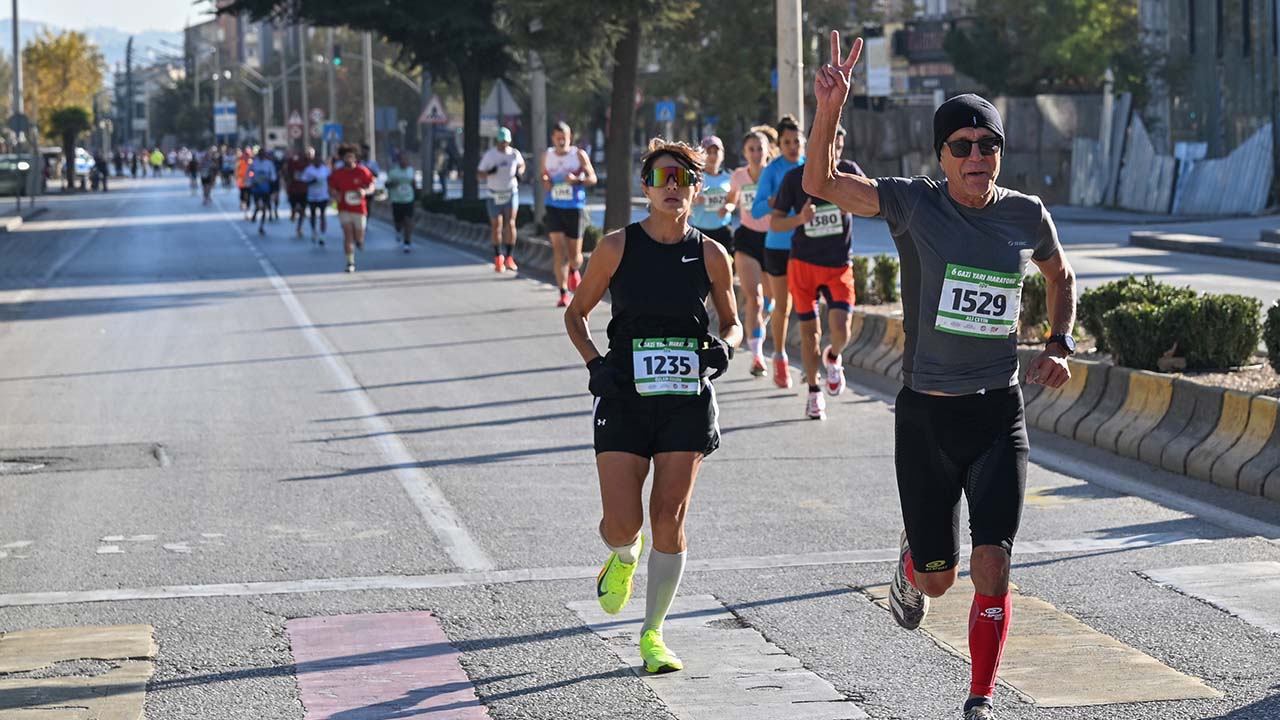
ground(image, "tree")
xmin=49 ymin=106 xmax=92 ymax=188
xmin=505 ymin=0 xmax=694 ymax=232
xmin=219 ymin=0 xmax=513 ymax=200
xmin=151 ymin=78 xmax=214 ymax=146
xmin=22 ymin=30 xmax=105 ymax=142
xmin=943 ymin=0 xmax=1145 ymax=98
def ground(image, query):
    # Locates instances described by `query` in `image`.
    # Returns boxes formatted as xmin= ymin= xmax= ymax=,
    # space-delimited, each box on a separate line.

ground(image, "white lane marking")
xmin=96 ymin=545 xmax=124 ymax=555
xmin=14 ymin=214 xmax=230 ymax=232
xmin=0 ymin=532 xmax=1206 ymax=608
xmin=571 ymin=594 xmax=869 ymax=719
xmin=1142 ymin=561 xmax=1280 ymax=635
xmin=215 ymin=204 xmax=493 ymax=572
xmin=163 ymin=543 xmax=192 ymax=554
xmin=1 ymin=541 xmax=33 ymax=549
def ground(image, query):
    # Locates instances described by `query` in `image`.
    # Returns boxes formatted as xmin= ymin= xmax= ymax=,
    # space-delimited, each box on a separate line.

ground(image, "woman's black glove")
xmin=587 ymin=356 xmax=626 ymax=398
xmin=699 ymin=336 xmax=733 ymax=380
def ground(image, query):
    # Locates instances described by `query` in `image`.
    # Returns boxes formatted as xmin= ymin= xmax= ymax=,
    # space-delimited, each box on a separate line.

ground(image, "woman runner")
xmin=564 ymin=138 xmax=741 ymax=674
xmin=727 ymin=128 xmax=777 ymax=376
xmin=688 ymin=135 xmax=735 ymax=255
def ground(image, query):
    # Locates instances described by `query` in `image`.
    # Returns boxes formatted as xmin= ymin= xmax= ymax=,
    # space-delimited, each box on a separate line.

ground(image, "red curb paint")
xmin=286 ymin=611 xmax=490 ymax=719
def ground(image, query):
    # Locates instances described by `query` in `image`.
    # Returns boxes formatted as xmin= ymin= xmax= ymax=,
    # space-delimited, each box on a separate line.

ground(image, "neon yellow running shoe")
xmin=595 ymin=534 xmax=643 ymax=614
xmin=640 ymin=629 xmax=683 ymax=674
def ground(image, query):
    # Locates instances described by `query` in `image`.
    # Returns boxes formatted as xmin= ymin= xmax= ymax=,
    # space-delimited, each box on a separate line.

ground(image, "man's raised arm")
xmin=803 ymin=31 xmax=881 ymax=218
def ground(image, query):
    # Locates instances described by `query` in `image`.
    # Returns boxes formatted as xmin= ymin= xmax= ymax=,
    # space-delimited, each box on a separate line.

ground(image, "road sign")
xmin=655 ymin=101 xmax=676 ymax=124
xmin=289 ymin=125 xmax=303 ymax=139
xmin=309 ymin=107 xmax=325 ymax=124
xmin=287 ymin=110 xmax=304 ymax=128
xmin=374 ymin=106 xmax=398 ymax=133
xmin=309 ymin=123 xmax=322 ymax=139
xmin=419 ymin=95 xmax=448 ymax=125
xmin=481 ymin=80 xmax=519 ymax=118
xmin=322 ymin=123 xmax=343 ymax=143
xmin=214 ymin=101 xmax=237 ymax=135
xmin=7 ymin=113 xmax=29 ymax=133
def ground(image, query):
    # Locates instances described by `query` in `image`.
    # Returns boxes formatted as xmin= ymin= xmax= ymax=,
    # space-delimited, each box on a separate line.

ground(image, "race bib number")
xmin=935 ymin=264 xmax=1022 ymax=338
xmin=738 ymin=183 xmax=757 ymax=213
xmin=701 ymin=189 xmax=726 ymax=212
xmin=805 ymin=203 xmax=843 ymax=237
xmin=492 ymin=191 xmax=512 ymax=205
xmin=632 ymin=337 xmax=699 ymax=396
xmin=344 ymin=190 xmax=362 ymax=206
xmin=551 ymin=182 xmax=575 ymax=202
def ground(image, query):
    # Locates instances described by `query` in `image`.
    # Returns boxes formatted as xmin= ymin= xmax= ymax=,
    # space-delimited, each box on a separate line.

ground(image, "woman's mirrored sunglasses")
xmin=644 ymin=166 xmax=700 ymax=187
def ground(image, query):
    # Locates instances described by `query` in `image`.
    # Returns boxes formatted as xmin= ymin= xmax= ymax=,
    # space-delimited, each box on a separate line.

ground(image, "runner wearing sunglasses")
xmin=565 ymin=139 xmax=741 ymax=676
xmin=728 ymin=128 xmax=778 ymax=376
xmin=805 ymin=34 xmax=1077 ymax=720
xmin=751 ymin=115 xmax=805 ymax=389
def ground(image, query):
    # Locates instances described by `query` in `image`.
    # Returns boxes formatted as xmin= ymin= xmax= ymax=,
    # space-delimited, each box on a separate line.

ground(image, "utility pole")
xmin=362 ymin=31 xmax=374 ymax=163
xmin=126 ymin=37 xmax=135 ymax=147
xmin=775 ymin=0 xmax=804 ymax=124
xmin=530 ymin=50 xmax=547 ymax=225
xmin=420 ymin=72 xmax=433 ymax=193
xmin=280 ymin=25 xmax=290 ymax=148
xmin=326 ymin=27 xmax=336 ymax=123
xmin=298 ymin=24 xmax=310 ymax=151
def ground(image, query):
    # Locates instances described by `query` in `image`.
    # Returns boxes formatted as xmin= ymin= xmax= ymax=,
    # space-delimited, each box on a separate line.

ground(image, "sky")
xmin=6 ymin=0 xmax=214 ymax=34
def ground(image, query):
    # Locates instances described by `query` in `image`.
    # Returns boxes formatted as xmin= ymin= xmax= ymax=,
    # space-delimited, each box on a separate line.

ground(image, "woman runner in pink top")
xmin=727 ymin=128 xmax=778 ymax=377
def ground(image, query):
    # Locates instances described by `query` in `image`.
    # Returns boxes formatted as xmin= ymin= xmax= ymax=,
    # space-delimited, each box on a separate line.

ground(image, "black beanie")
xmin=933 ymin=94 xmax=1004 ymax=159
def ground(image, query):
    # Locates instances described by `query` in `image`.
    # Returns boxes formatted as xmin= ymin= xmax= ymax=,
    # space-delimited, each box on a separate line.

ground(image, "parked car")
xmin=0 ymin=154 xmax=32 ymax=196
xmin=73 ymin=148 xmax=95 ymax=180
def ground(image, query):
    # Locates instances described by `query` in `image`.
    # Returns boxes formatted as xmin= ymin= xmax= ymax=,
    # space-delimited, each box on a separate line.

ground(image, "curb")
xmin=0 ymin=205 xmax=48 ymax=233
xmin=416 ymin=210 xmax=1280 ymax=505
xmin=1130 ymin=230 xmax=1280 ymax=264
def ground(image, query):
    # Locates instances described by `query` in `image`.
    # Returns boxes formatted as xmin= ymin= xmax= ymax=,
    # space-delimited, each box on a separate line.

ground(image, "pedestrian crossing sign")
xmin=419 ymin=95 xmax=448 ymax=125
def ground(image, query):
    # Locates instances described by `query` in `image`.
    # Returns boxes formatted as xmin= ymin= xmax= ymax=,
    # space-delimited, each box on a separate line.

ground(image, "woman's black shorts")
xmin=763 ymin=247 xmax=790 ymax=276
xmin=733 ymin=226 xmax=766 ymax=265
xmin=593 ymin=383 xmax=720 ymax=459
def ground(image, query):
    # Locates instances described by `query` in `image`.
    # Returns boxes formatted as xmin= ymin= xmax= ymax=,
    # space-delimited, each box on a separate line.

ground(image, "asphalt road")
xmin=1 ymin=177 xmax=1279 ymax=719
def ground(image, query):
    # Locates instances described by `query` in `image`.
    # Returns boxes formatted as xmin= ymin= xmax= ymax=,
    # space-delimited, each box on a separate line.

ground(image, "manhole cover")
xmin=0 ymin=460 xmax=48 ymax=474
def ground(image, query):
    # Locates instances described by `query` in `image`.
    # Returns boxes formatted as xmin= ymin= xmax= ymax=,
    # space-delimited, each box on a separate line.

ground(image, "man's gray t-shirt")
xmin=875 ymin=176 xmax=1061 ymax=395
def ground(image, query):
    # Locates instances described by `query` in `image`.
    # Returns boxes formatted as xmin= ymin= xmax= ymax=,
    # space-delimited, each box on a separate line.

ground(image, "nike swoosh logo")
xmin=596 ymin=562 xmax=611 ymax=597
xmin=681 ymin=256 xmax=698 ymax=263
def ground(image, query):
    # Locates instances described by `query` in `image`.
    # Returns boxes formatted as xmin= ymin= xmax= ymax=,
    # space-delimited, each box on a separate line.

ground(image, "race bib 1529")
xmin=632 ymin=337 xmax=699 ymax=396
xmin=934 ymin=263 xmax=1022 ymax=338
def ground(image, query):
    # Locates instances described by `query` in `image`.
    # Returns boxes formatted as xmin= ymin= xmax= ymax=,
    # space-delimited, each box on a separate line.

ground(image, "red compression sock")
xmin=968 ymin=592 xmax=1012 ymax=697
xmin=903 ymin=549 xmax=919 ymax=590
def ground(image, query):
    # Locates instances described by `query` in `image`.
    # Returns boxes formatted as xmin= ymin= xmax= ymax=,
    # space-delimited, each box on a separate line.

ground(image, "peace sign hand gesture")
xmin=813 ymin=31 xmax=863 ymax=111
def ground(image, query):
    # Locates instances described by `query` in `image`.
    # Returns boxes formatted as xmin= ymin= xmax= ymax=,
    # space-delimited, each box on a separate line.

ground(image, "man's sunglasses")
xmin=644 ymin=166 xmax=700 ymax=187
xmin=946 ymin=137 xmax=1002 ymax=158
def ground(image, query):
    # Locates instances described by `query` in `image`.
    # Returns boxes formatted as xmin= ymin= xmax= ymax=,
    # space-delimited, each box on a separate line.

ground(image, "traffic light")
xmin=332 ymin=45 xmax=342 ymax=66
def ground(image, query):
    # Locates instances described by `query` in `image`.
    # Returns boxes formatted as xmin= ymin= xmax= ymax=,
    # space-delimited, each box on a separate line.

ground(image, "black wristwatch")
xmin=1047 ymin=334 xmax=1076 ymax=355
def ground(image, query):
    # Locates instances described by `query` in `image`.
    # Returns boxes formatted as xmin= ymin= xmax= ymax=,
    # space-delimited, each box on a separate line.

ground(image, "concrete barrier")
xmin=1159 ymin=385 xmax=1226 ymax=475
xmin=1051 ymin=360 xmax=1109 ymax=438
xmin=1211 ymin=395 xmax=1280 ymax=491
xmin=1017 ymin=348 xmax=1045 ymax=406
xmin=1137 ymin=378 xmax=1201 ymax=467
xmin=848 ymin=314 xmax=887 ymax=368
xmin=1262 ymin=465 xmax=1280 ymax=502
xmin=1185 ymin=390 xmax=1253 ymax=483
xmin=1074 ymin=366 xmax=1132 ymax=446
xmin=873 ymin=319 xmax=906 ymax=375
xmin=1098 ymin=371 xmax=1175 ymax=456
xmin=864 ymin=318 xmax=903 ymax=372
xmin=1238 ymin=399 xmax=1280 ymax=495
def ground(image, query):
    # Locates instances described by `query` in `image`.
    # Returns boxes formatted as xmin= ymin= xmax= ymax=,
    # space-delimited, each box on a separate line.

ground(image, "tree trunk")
xmin=63 ymin=135 xmax=75 ymax=191
xmin=604 ymin=17 xmax=642 ymax=233
xmin=459 ymin=65 xmax=482 ymax=201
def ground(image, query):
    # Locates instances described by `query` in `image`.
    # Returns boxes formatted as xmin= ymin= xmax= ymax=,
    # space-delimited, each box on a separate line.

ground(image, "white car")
xmin=73 ymin=148 xmax=95 ymax=179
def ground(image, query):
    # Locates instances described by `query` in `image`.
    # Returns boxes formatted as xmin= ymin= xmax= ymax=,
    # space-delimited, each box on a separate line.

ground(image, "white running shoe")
xmin=823 ymin=345 xmax=846 ymax=396
xmin=805 ymin=390 xmax=826 ymax=420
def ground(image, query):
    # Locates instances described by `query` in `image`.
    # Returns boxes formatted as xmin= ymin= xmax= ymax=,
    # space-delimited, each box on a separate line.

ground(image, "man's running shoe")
xmin=823 ymin=345 xmax=846 ymax=396
xmin=296 ymin=228 xmax=303 ymax=238
xmin=345 ymin=263 xmax=355 ymax=274
xmin=494 ymin=255 xmax=505 ymax=273
xmin=596 ymin=534 xmax=643 ymax=614
xmin=805 ymin=390 xmax=826 ymax=420
xmin=749 ymin=355 xmax=767 ymax=377
xmin=567 ymin=268 xmax=581 ymax=292
xmin=963 ymin=699 xmax=994 ymax=719
xmin=505 ymin=255 xmax=518 ymax=271
xmin=556 ymin=292 xmax=569 ymax=308
xmin=640 ymin=629 xmax=683 ymax=674
xmin=889 ymin=530 xmax=929 ymax=630
xmin=772 ymin=355 xmax=792 ymax=389
xmin=403 ymin=244 xmax=411 ymax=254
xmin=317 ymin=238 xmax=325 ymax=246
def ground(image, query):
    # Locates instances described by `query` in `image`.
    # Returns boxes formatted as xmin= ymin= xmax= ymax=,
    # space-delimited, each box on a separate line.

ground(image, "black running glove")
xmin=587 ymin=356 xmax=626 ymax=398
xmin=699 ymin=336 xmax=733 ymax=381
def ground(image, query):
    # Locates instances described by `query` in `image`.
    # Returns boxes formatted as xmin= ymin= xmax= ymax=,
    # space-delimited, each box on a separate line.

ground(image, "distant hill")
xmin=0 ymin=19 xmax=183 ymax=77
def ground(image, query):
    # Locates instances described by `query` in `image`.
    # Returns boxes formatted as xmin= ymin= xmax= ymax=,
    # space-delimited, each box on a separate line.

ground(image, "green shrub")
xmin=873 ymin=254 xmax=900 ymax=303
xmin=1102 ymin=294 xmax=1261 ymax=370
xmin=582 ymin=224 xmax=603 ymax=253
xmin=1266 ymin=302 xmax=1280 ymax=372
xmin=1020 ymin=272 xmax=1048 ymax=337
xmin=851 ymin=255 xmax=870 ymax=306
xmin=418 ymin=194 xmax=533 ymax=226
xmin=1078 ymin=275 xmax=1196 ymax=352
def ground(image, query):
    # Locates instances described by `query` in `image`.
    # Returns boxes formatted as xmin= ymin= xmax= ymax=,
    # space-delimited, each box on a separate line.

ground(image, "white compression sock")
xmin=643 ymin=548 xmax=687 ymax=634
xmin=600 ymin=528 xmax=642 ymax=565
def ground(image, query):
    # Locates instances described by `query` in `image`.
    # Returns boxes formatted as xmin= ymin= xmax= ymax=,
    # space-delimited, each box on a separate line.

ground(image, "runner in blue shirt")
xmin=750 ymin=115 xmax=805 ymax=389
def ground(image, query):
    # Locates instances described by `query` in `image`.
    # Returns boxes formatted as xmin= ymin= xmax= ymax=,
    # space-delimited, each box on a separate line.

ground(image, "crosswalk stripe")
xmin=287 ymin=611 xmax=490 ymax=718
xmin=1142 ymin=561 xmax=1280 ymax=635
xmin=864 ymin=578 xmax=1221 ymax=707
xmin=570 ymin=594 xmax=869 ymax=719
xmin=0 ymin=532 xmax=1209 ymax=608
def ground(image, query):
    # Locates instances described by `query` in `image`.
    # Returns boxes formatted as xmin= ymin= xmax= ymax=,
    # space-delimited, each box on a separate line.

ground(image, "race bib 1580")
xmin=934 ymin=263 xmax=1022 ymax=338
xmin=632 ymin=337 xmax=699 ymax=396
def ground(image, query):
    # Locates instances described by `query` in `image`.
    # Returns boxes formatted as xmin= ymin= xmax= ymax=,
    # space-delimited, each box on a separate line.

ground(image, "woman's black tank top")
xmin=605 ymin=222 xmax=711 ymax=372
